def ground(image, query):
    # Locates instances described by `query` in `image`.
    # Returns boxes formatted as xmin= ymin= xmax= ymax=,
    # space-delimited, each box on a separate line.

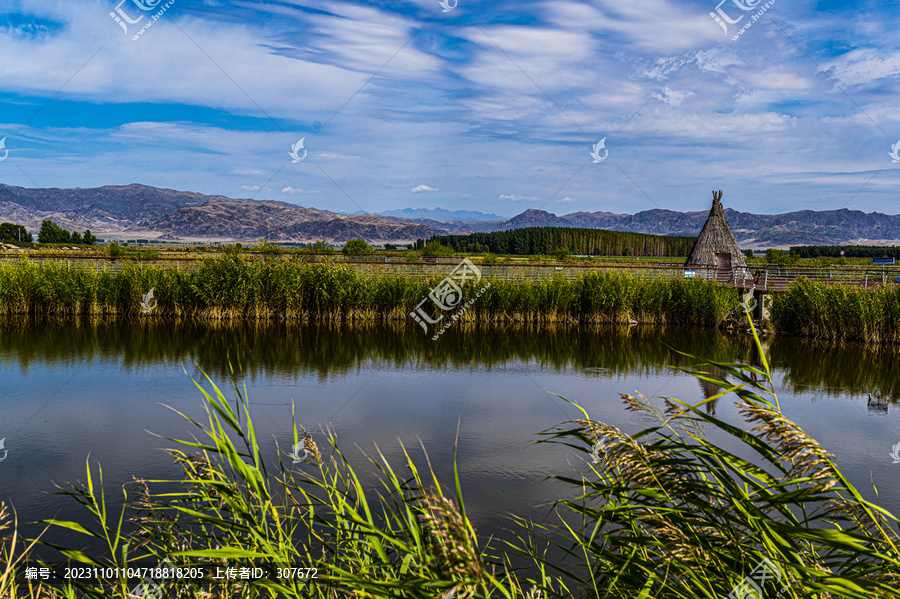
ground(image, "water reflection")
xmin=2 ymin=318 xmax=897 ymax=402
xmin=1 ymin=317 xmax=899 ymax=561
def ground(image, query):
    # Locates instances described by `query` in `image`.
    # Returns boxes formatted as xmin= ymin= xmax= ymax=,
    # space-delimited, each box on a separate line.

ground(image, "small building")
xmin=684 ymin=190 xmax=750 ymax=282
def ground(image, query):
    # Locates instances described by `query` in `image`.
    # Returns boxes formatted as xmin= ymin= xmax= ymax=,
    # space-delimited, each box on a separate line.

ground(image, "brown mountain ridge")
xmin=1 ymin=183 xmax=899 ymax=246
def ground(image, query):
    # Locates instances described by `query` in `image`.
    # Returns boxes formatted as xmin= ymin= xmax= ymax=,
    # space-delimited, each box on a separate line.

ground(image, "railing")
xmin=743 ymin=265 xmax=900 ymax=291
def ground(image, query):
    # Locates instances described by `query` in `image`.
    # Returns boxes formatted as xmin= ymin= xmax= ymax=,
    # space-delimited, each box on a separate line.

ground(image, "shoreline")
xmin=1 ymin=259 xmax=898 ymax=344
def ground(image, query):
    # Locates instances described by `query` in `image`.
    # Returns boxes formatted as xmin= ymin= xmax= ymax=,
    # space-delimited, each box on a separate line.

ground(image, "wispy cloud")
xmin=231 ymin=168 xmax=267 ymax=176
xmin=281 ymin=187 xmax=318 ymax=194
xmin=0 ymin=0 xmax=897 ymax=216
xmin=499 ymin=194 xmax=540 ymax=201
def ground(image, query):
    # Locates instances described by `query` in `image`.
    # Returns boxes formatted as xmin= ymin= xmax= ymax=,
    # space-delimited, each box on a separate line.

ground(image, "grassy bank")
xmin=0 ymin=258 xmax=737 ymax=326
xmin=771 ymin=278 xmax=900 ymax=344
xmin=2 ymin=323 xmax=900 ymax=598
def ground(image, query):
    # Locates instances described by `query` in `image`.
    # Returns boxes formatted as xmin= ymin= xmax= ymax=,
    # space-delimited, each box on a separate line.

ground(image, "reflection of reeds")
xmin=768 ymin=334 xmax=900 ymax=403
xmin=4 ymin=323 xmax=900 ymax=597
xmin=0 ymin=259 xmax=738 ymax=326
xmin=0 ymin=317 xmax=758 ymax=382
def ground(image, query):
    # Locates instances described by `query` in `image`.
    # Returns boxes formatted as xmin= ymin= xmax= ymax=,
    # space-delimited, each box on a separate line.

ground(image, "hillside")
xmin=145 ymin=200 xmax=446 ymax=243
xmin=1 ymin=183 xmax=899 ymax=246
xmin=379 ymin=207 xmax=505 ymax=221
xmin=0 ymin=183 xmax=214 ymax=233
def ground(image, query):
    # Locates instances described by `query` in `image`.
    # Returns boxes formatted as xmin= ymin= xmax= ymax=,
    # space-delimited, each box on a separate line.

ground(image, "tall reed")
xmin=771 ymin=278 xmax=900 ymax=343
xmin=0 ymin=259 xmax=738 ymax=326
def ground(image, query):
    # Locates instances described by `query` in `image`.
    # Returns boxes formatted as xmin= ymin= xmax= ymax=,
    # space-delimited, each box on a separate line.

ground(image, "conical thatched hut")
xmin=684 ymin=190 xmax=749 ymax=280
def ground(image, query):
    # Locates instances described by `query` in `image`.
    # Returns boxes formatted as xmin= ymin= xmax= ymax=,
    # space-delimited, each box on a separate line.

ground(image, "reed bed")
xmin=0 ymin=258 xmax=738 ymax=326
xmin=2 ymin=319 xmax=900 ymax=598
xmin=771 ymin=278 xmax=900 ymax=344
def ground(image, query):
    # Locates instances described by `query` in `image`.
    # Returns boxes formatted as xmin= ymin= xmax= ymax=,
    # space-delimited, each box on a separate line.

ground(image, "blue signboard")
xmin=873 ymin=257 xmax=895 ymax=265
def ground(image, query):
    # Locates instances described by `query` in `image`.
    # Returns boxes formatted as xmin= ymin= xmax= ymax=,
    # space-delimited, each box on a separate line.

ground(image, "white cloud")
xmin=653 ymin=87 xmax=694 ymax=106
xmin=499 ymin=194 xmax=540 ymax=201
xmin=231 ymin=167 xmax=266 ymax=176
xmin=0 ymin=1 xmax=367 ymax=119
xmin=4 ymin=0 xmax=900 ymax=217
xmin=540 ymin=0 xmax=720 ymax=53
xmin=826 ymin=49 xmax=900 ymax=88
xmin=281 ymin=187 xmax=318 ymax=194
xmin=742 ymin=68 xmax=813 ymax=92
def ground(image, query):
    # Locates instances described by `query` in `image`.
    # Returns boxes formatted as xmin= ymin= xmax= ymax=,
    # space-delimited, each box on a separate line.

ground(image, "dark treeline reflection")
xmin=1 ymin=318 xmax=897 ymax=401
xmin=767 ymin=337 xmax=900 ymax=402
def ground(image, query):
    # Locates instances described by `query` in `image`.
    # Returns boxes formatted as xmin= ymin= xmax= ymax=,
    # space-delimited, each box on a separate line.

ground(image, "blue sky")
xmin=1 ymin=0 xmax=899 ymax=217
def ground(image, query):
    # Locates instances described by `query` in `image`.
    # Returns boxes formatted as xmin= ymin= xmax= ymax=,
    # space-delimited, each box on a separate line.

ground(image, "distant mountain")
xmin=379 ymin=208 xmax=506 ymax=222
xmin=451 ymin=207 xmax=900 ymax=247
xmin=0 ymin=183 xmax=213 ymax=233
xmin=144 ymin=199 xmax=446 ymax=243
xmin=1 ymin=183 xmax=899 ymax=246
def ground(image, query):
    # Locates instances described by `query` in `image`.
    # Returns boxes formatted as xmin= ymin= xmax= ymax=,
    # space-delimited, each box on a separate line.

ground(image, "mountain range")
xmin=1 ymin=183 xmax=899 ymax=247
xmin=378 ymin=207 xmax=505 ymax=221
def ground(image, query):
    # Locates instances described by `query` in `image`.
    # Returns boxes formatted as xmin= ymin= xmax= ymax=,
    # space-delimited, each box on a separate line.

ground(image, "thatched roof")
xmin=684 ymin=190 xmax=748 ymax=269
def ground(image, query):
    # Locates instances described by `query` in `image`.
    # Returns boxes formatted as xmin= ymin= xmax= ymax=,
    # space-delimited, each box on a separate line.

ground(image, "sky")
xmin=0 ymin=0 xmax=899 ymax=218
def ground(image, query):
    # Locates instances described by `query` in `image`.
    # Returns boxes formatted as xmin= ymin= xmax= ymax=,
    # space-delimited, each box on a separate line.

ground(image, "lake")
xmin=2 ymin=318 xmax=899 ymax=558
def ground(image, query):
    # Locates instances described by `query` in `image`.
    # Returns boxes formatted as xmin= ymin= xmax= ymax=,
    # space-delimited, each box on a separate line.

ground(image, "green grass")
xmin=2 ymin=316 xmax=900 ymax=598
xmin=0 ymin=258 xmax=739 ymax=326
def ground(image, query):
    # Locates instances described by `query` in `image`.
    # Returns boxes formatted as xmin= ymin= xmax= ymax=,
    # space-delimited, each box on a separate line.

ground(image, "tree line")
xmin=790 ymin=245 xmax=900 ymax=259
xmin=0 ymin=219 xmax=96 ymax=245
xmin=422 ymin=227 xmax=696 ymax=257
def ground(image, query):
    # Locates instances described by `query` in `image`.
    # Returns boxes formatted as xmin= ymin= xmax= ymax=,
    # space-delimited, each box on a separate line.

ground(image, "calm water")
xmin=2 ymin=319 xmax=899 ymax=558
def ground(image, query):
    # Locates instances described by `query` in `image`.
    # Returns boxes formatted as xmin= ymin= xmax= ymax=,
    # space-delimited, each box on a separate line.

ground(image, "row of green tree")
xmin=0 ymin=220 xmax=97 ymax=245
xmin=0 ymin=223 xmax=32 ymax=243
xmin=38 ymin=220 xmax=97 ymax=244
xmin=422 ymin=227 xmax=696 ymax=257
xmin=790 ymin=245 xmax=900 ymax=259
